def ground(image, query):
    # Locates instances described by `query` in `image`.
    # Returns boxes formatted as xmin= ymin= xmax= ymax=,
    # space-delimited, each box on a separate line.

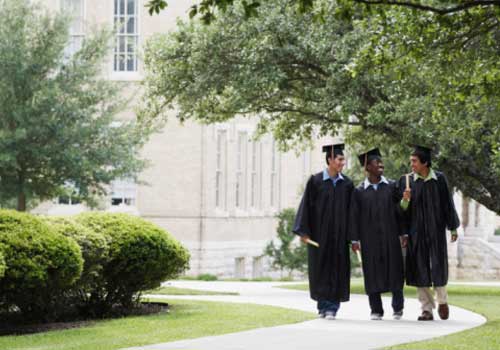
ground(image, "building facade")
xmin=34 ymin=0 xmax=500 ymax=279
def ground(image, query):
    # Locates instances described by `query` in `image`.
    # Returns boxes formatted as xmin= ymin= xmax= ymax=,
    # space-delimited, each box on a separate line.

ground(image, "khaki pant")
xmin=417 ymin=287 xmax=448 ymax=312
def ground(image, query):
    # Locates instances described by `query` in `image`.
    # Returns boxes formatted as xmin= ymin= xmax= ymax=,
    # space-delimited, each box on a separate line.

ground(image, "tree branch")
xmin=354 ymin=0 xmax=500 ymax=15
xmin=262 ymin=105 xmax=362 ymax=126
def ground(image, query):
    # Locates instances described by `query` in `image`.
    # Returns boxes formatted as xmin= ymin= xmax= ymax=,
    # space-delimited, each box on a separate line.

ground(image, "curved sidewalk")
xmin=127 ymin=281 xmax=486 ymax=350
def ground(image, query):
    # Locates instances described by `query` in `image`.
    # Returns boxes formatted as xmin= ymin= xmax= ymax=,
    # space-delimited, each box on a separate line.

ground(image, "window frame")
xmin=60 ymin=0 xmax=86 ymax=58
xmin=111 ymin=0 xmax=141 ymax=78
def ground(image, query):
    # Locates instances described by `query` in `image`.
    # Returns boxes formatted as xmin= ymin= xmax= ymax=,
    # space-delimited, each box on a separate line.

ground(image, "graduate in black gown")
xmin=399 ymin=145 xmax=460 ymax=321
xmin=293 ymin=143 xmax=354 ymax=320
xmin=350 ymin=149 xmax=405 ymax=320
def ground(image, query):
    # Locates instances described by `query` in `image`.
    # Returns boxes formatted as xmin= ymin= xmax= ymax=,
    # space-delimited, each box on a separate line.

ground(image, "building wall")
xmin=33 ymin=0 xmax=322 ymax=278
xmin=34 ymin=0 xmax=500 ymax=279
xmin=448 ymin=195 xmax=500 ymax=280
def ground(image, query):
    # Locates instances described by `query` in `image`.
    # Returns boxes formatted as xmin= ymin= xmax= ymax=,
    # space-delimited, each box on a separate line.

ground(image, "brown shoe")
xmin=438 ymin=303 xmax=449 ymax=320
xmin=418 ymin=311 xmax=434 ymax=321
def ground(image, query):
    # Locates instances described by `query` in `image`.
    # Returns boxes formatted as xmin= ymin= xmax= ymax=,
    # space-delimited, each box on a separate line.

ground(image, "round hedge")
xmin=44 ymin=216 xmax=109 ymax=290
xmin=0 ymin=210 xmax=83 ymax=317
xmin=75 ymin=213 xmax=190 ymax=307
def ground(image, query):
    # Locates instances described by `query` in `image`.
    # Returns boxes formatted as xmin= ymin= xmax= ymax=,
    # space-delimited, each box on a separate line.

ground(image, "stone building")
xmin=34 ymin=0 xmax=500 ymax=280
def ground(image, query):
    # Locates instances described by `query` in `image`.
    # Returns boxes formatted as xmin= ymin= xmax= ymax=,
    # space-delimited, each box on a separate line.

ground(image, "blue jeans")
xmin=317 ymin=300 xmax=340 ymax=314
xmin=368 ymin=290 xmax=404 ymax=315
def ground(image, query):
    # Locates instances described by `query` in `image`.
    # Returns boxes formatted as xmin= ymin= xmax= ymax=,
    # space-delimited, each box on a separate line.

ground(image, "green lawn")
xmin=0 ymin=299 xmax=314 ymax=350
xmin=278 ymin=280 xmax=500 ymax=350
xmin=387 ymin=294 xmax=499 ymax=350
xmin=146 ymin=286 xmax=239 ymax=296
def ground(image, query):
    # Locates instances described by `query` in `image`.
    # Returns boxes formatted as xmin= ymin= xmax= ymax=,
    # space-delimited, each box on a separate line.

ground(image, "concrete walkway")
xmin=126 ymin=281 xmax=486 ymax=350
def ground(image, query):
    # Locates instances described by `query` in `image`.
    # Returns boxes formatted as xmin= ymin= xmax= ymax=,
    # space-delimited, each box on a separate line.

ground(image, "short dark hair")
xmin=411 ymin=150 xmax=432 ymax=167
xmin=325 ymin=153 xmax=343 ymax=165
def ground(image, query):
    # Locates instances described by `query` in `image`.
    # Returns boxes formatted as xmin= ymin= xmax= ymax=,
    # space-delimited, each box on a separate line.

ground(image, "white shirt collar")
xmin=323 ymin=169 xmax=344 ymax=181
xmin=363 ymin=176 xmax=389 ymax=189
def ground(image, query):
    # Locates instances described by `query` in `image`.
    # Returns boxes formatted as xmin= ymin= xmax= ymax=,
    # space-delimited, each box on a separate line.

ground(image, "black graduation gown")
xmin=349 ymin=180 xmax=405 ymax=295
xmin=398 ymin=171 xmax=460 ymax=287
xmin=293 ymin=172 xmax=354 ymax=302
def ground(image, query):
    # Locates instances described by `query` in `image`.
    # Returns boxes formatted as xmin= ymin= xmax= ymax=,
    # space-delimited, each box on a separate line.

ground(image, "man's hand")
xmin=300 ymin=235 xmax=311 ymax=244
xmin=351 ymin=241 xmax=360 ymax=253
xmin=401 ymin=235 xmax=409 ymax=248
xmin=451 ymin=234 xmax=458 ymax=243
xmin=403 ymin=189 xmax=411 ymax=201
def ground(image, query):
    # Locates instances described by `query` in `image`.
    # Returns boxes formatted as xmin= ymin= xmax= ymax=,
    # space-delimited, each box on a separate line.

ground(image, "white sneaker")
xmin=318 ymin=312 xmax=326 ymax=319
xmin=393 ymin=311 xmax=403 ymax=320
xmin=325 ymin=311 xmax=336 ymax=320
xmin=370 ymin=313 xmax=383 ymax=320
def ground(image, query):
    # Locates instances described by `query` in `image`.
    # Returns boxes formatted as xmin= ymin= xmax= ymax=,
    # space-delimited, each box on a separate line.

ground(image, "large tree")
xmin=0 ymin=0 xmax=150 ymax=211
xmin=141 ymin=0 xmax=500 ymax=214
xmin=356 ymin=3 xmax=500 ymax=214
xmin=146 ymin=0 xmax=500 ymax=23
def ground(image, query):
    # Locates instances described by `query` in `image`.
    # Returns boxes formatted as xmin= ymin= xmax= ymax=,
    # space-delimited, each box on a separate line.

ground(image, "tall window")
xmin=235 ymin=257 xmax=246 ymax=279
xmin=110 ymin=178 xmax=137 ymax=206
xmin=58 ymin=195 xmax=81 ymax=205
xmin=57 ymin=182 xmax=81 ymax=205
xmin=114 ymin=0 xmax=139 ymax=72
xmin=61 ymin=0 xmax=84 ymax=57
xmin=215 ymin=130 xmax=227 ymax=209
xmin=250 ymin=141 xmax=260 ymax=208
xmin=252 ymin=256 xmax=264 ymax=279
xmin=235 ymin=131 xmax=248 ymax=209
xmin=270 ymin=139 xmax=278 ymax=207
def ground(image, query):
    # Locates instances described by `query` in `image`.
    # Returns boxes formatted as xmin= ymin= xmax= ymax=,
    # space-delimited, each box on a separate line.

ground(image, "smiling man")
xmin=350 ymin=148 xmax=406 ymax=320
xmin=400 ymin=145 xmax=460 ymax=321
xmin=293 ymin=143 xmax=354 ymax=320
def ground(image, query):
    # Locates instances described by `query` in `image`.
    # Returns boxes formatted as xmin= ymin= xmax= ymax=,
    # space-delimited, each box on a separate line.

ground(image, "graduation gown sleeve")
xmin=293 ymin=175 xmax=315 ymax=237
xmin=438 ymin=172 xmax=460 ymax=231
xmin=349 ymin=188 xmax=361 ymax=241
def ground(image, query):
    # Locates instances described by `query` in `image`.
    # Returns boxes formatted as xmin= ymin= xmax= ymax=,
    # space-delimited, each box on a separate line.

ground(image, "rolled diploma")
xmin=306 ymin=238 xmax=319 ymax=248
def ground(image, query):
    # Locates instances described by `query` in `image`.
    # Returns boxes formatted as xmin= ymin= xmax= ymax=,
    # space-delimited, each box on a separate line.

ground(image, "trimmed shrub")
xmin=43 ymin=216 xmax=109 ymax=308
xmin=75 ymin=213 xmax=190 ymax=311
xmin=0 ymin=210 xmax=83 ymax=320
xmin=198 ymin=273 xmax=218 ymax=281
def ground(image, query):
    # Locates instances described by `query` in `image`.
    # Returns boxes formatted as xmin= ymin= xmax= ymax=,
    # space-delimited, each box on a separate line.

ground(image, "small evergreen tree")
xmin=264 ymin=208 xmax=307 ymax=278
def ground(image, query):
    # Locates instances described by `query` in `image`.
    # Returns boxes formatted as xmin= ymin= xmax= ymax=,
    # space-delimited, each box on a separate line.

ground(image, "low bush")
xmin=75 ymin=213 xmax=190 ymax=313
xmin=0 ymin=210 xmax=83 ymax=320
xmin=44 ymin=216 xmax=109 ymax=310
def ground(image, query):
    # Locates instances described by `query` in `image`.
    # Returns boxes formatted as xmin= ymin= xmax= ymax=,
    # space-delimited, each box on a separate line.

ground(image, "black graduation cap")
xmin=412 ymin=145 xmax=432 ymax=159
xmin=322 ymin=143 xmax=344 ymax=158
xmin=357 ymin=148 xmax=382 ymax=167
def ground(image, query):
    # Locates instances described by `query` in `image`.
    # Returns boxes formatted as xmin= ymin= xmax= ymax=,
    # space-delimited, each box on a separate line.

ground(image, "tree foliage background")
xmin=141 ymin=0 xmax=500 ymax=214
xmin=0 ymin=0 xmax=151 ymax=211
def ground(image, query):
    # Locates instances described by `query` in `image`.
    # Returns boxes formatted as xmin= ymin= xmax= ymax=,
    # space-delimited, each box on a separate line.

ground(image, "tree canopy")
xmin=0 ymin=0 xmax=150 ymax=210
xmin=146 ymin=0 xmax=500 ymax=23
xmin=141 ymin=0 xmax=500 ymax=214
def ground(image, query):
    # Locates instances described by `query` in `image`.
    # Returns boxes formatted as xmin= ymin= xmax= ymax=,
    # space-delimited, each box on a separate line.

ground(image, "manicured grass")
xmin=146 ymin=286 xmax=239 ymax=296
xmin=0 ymin=299 xmax=315 ymax=350
xmin=278 ymin=280 xmax=500 ymax=297
xmin=178 ymin=276 xmax=294 ymax=282
xmin=277 ymin=279 xmax=368 ymax=294
xmin=277 ymin=280 xmax=500 ymax=350
xmin=387 ymin=294 xmax=500 ymax=350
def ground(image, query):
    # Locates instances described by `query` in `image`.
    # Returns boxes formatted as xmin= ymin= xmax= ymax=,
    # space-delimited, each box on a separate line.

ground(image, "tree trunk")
xmin=17 ymin=192 xmax=26 ymax=211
